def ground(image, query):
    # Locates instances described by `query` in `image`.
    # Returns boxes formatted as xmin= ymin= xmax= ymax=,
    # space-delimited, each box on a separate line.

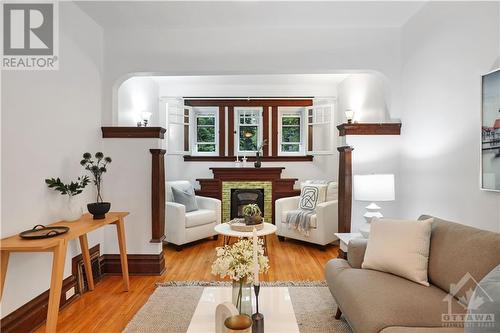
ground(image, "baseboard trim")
xmin=101 ymin=253 xmax=166 ymax=276
xmin=0 ymin=275 xmax=78 ymax=333
xmin=0 ymin=251 xmax=165 ymax=332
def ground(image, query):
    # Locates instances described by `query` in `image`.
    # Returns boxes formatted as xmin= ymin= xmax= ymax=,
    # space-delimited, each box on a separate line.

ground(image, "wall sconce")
xmin=345 ymin=109 xmax=355 ymax=124
xmin=141 ymin=111 xmax=152 ymax=127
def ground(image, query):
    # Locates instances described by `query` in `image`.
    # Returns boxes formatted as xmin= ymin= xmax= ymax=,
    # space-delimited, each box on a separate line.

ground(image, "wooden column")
xmin=262 ymin=106 xmax=270 ymax=156
xmin=337 ymin=146 xmax=354 ymax=233
xmin=150 ymin=149 xmax=166 ymax=243
xmin=271 ymin=106 xmax=278 ymax=156
xmin=218 ymin=106 xmax=226 ymax=156
xmin=227 ymin=106 xmax=234 ymax=156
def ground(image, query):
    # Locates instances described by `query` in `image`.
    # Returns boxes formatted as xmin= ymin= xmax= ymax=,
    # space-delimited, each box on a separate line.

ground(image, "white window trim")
xmin=306 ymin=102 xmax=336 ymax=155
xmin=278 ymin=108 xmax=306 ymax=156
xmin=191 ymin=107 xmax=219 ymax=156
xmin=234 ymin=107 xmax=263 ymax=156
xmin=166 ymin=98 xmax=191 ymax=155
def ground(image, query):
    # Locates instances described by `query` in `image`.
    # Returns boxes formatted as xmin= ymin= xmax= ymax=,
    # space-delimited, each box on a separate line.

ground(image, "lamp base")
xmin=360 ymin=203 xmax=383 ymax=238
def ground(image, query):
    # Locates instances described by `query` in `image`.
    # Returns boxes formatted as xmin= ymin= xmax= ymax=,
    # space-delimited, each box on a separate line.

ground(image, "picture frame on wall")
xmin=481 ymin=68 xmax=500 ymax=192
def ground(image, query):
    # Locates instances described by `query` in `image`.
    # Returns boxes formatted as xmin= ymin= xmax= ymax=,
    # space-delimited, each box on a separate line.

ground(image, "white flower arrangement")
xmin=211 ymin=238 xmax=269 ymax=283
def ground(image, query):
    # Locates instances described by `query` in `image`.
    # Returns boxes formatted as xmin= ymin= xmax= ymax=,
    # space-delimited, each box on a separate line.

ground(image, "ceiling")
xmin=76 ymin=1 xmax=426 ymax=30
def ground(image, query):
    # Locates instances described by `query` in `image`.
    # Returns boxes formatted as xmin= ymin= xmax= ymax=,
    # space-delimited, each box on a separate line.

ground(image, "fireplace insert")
xmin=230 ymin=189 xmax=265 ymax=220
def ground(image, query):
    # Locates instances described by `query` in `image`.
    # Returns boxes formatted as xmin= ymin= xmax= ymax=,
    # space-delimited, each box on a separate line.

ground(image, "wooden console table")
xmin=0 ymin=212 xmax=130 ymax=333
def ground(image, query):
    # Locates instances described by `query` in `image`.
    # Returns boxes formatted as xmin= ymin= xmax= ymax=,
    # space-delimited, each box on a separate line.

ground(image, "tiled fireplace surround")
xmin=196 ymin=167 xmax=300 ymax=223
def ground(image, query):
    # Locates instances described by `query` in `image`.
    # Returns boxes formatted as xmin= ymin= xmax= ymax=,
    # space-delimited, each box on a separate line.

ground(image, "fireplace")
xmin=230 ymin=189 xmax=265 ymax=220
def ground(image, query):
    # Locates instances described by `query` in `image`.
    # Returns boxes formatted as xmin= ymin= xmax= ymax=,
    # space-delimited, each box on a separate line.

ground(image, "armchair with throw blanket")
xmin=275 ymin=181 xmax=338 ymax=247
xmin=165 ymin=180 xmax=221 ymax=250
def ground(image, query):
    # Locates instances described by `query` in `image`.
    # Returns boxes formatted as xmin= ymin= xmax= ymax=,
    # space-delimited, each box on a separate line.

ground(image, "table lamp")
xmin=353 ymin=174 xmax=395 ymax=237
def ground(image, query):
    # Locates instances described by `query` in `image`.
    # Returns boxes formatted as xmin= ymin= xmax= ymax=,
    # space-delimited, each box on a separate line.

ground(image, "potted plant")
xmin=242 ymin=204 xmax=262 ymax=225
xmin=81 ymin=152 xmax=112 ymax=219
xmin=45 ymin=176 xmax=90 ymax=221
xmin=212 ymin=239 xmax=269 ymax=316
xmin=254 ymin=139 xmax=267 ymax=168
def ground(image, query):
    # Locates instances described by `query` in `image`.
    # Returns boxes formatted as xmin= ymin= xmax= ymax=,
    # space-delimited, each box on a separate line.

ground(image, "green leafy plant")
xmin=80 ymin=152 xmax=112 ymax=203
xmin=242 ymin=204 xmax=261 ymax=217
xmin=45 ymin=176 xmax=90 ymax=196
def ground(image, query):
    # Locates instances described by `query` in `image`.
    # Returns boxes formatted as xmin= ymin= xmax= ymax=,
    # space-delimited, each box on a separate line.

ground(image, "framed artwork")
xmin=481 ymin=68 xmax=500 ymax=191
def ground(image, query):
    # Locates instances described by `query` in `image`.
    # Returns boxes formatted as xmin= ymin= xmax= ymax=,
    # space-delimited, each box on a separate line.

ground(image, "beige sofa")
xmin=325 ymin=216 xmax=500 ymax=333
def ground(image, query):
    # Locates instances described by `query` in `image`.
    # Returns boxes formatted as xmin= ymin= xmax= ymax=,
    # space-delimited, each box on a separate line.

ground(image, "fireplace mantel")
xmin=196 ymin=167 xmax=300 ymax=223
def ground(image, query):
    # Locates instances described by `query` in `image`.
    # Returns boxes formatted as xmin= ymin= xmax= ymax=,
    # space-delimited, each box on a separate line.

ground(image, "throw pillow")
xmin=171 ymin=185 xmax=198 ymax=212
xmin=362 ymin=218 xmax=433 ymax=286
xmin=300 ymin=182 xmax=328 ymax=203
xmin=299 ymin=185 xmax=321 ymax=210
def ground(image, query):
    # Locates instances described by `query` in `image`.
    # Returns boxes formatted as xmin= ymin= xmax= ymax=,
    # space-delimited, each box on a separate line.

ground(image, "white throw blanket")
xmin=285 ymin=210 xmax=315 ymax=236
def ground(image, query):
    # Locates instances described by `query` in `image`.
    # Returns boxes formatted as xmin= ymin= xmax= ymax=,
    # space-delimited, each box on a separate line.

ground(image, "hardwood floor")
xmin=35 ymin=235 xmax=339 ymax=333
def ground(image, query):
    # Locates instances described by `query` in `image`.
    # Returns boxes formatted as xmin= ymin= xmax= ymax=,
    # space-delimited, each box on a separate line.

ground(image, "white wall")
xmin=399 ymin=2 xmax=500 ymax=232
xmin=117 ymin=77 xmax=159 ymax=126
xmin=0 ymin=3 xmax=104 ymax=317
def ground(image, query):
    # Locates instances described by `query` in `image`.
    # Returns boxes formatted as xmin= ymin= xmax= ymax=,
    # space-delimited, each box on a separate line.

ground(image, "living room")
xmin=1 ymin=1 xmax=499 ymax=332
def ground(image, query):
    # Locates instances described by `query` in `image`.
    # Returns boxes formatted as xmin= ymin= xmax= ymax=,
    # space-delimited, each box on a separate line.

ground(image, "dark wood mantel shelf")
xmin=101 ymin=127 xmax=166 ymax=139
xmin=337 ymin=123 xmax=402 ymax=136
xmin=184 ymin=155 xmax=314 ymax=162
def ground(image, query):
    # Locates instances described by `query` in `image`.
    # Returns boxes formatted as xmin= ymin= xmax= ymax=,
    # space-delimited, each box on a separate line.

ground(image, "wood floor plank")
xmin=35 ymin=235 xmax=339 ymax=333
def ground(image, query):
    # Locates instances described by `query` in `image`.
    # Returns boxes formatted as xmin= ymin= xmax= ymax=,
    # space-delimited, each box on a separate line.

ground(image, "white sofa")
xmin=165 ymin=181 xmax=221 ymax=250
xmin=275 ymin=182 xmax=338 ymax=248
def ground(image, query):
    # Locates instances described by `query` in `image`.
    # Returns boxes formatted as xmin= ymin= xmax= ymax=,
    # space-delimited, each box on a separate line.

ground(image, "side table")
xmin=334 ymin=232 xmax=363 ymax=260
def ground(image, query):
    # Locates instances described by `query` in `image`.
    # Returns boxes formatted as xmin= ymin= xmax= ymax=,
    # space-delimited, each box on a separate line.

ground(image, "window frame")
xmin=234 ymin=107 xmax=263 ymax=156
xmin=278 ymin=107 xmax=306 ymax=156
xmin=306 ymin=102 xmax=336 ymax=155
xmin=191 ymin=107 xmax=219 ymax=156
xmin=165 ymin=98 xmax=191 ymax=155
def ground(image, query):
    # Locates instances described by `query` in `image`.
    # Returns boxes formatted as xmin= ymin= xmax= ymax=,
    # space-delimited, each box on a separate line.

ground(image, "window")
xmin=278 ymin=108 xmax=305 ymax=155
xmin=235 ymin=107 xmax=262 ymax=155
xmin=193 ymin=107 xmax=218 ymax=155
xmin=165 ymin=98 xmax=191 ymax=155
xmin=307 ymin=101 xmax=335 ymax=154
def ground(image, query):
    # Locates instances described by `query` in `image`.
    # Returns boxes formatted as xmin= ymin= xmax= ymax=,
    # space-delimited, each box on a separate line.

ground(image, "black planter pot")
xmin=87 ymin=202 xmax=111 ymax=220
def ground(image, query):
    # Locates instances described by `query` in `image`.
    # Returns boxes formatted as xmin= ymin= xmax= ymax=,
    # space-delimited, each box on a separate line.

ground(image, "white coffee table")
xmin=187 ymin=287 xmax=300 ymax=333
xmin=214 ymin=222 xmax=277 ymax=253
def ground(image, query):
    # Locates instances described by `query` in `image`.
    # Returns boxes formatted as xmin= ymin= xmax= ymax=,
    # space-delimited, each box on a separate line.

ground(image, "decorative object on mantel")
xmin=141 ymin=111 xmax=152 ymax=127
xmin=345 ymin=109 xmax=355 ymax=124
xmin=45 ymin=176 xmax=90 ymax=221
xmin=243 ymin=204 xmax=262 ymax=225
xmin=353 ymin=174 xmax=395 ymax=238
xmin=254 ymin=139 xmax=267 ymax=168
xmin=337 ymin=122 xmax=402 ymax=136
xmin=215 ymin=302 xmax=239 ymax=333
xmin=81 ymin=152 xmax=112 ymax=219
xmin=19 ymin=225 xmax=69 ymax=239
xmin=211 ymin=238 xmax=269 ymax=317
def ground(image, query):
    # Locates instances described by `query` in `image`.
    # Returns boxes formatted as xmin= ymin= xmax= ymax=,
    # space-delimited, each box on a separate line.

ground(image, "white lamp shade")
xmin=353 ymin=174 xmax=395 ymax=202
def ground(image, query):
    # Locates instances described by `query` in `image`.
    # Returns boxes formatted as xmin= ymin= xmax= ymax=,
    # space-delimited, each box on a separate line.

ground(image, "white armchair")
xmin=275 ymin=182 xmax=338 ymax=247
xmin=166 ymin=181 xmax=221 ymax=250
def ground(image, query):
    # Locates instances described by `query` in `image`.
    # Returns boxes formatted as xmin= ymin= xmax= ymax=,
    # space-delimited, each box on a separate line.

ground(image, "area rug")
xmin=124 ymin=281 xmax=352 ymax=333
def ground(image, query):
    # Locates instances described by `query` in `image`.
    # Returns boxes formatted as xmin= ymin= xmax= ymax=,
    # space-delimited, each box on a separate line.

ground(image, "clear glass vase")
xmin=232 ymin=279 xmax=253 ymax=316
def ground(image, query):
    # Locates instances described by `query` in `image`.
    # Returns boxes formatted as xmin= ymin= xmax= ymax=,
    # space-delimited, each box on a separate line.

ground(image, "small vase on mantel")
xmin=254 ymin=152 xmax=262 ymax=168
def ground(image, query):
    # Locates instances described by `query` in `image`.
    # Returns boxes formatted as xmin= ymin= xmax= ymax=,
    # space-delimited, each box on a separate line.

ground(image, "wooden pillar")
xmin=337 ymin=146 xmax=354 ymax=233
xmin=262 ymin=106 xmax=270 ymax=156
xmin=228 ymin=106 xmax=234 ymax=156
xmin=150 ymin=149 xmax=166 ymax=243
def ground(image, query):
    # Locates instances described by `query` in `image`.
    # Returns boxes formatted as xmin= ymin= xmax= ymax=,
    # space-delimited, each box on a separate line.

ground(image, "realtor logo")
xmin=2 ymin=2 xmax=58 ymax=70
